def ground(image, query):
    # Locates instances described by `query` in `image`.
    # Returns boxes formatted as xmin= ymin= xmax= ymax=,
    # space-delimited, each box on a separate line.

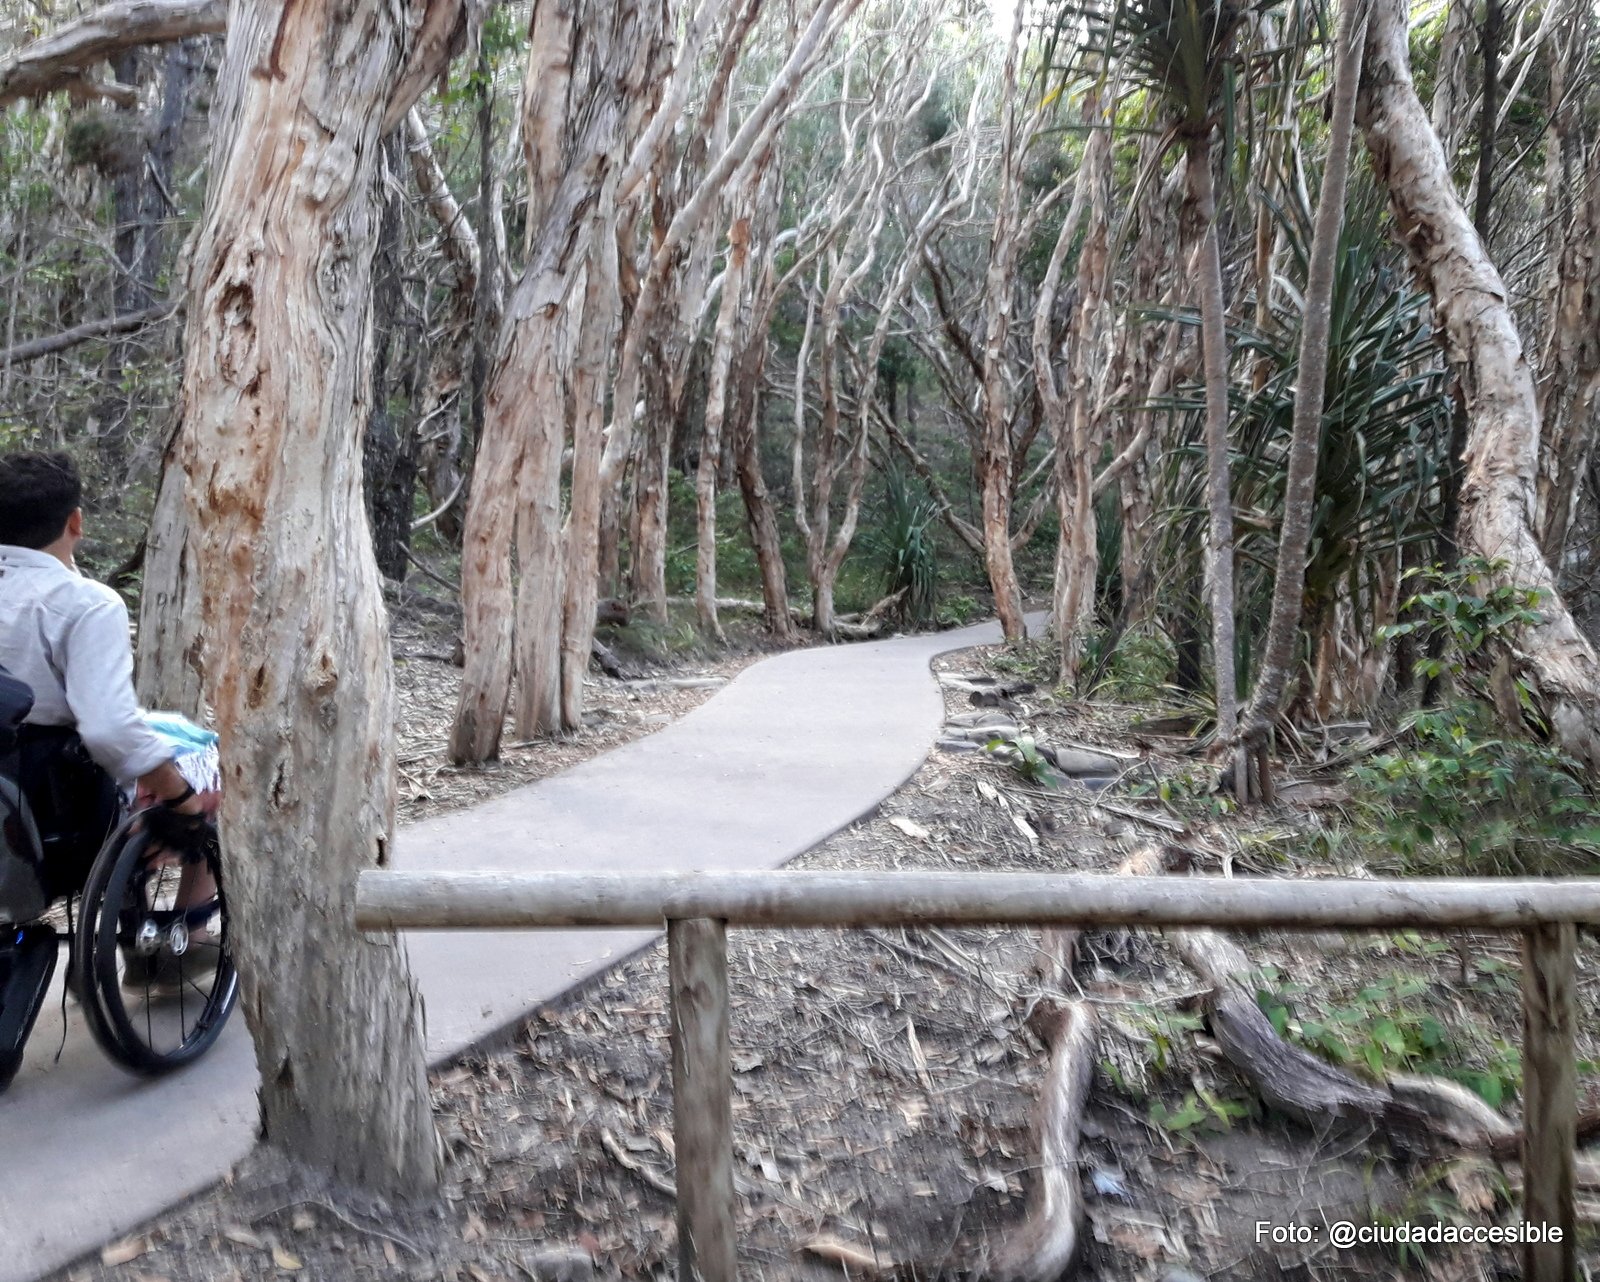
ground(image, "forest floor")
xmin=50 ymin=633 xmax=1600 ymax=1282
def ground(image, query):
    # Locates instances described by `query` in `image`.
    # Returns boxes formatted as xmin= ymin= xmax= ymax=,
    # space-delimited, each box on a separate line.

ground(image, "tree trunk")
xmin=1043 ymin=91 xmax=1109 ymax=685
xmin=695 ymin=215 xmax=749 ymax=639
xmin=1186 ymin=135 xmax=1243 ymax=794
xmin=1241 ymin=0 xmax=1365 ymax=772
xmin=628 ymin=350 xmax=681 ymax=625
xmin=561 ymin=245 xmax=616 ymax=729
xmin=406 ymin=108 xmax=480 ymax=539
xmin=135 ymin=425 xmax=205 ymax=717
xmin=363 ymin=132 xmax=416 ymax=583
xmin=730 ymin=371 xmax=794 ymax=641
xmin=1358 ymin=0 xmax=1600 ymax=772
xmin=975 ymin=17 xmax=1029 ymax=643
xmin=179 ymin=0 xmax=474 ymax=1194
xmin=453 ymin=0 xmax=662 ymax=756
xmin=1429 ymin=0 xmax=1476 ymax=162
xmin=1534 ymin=5 xmax=1600 ymax=564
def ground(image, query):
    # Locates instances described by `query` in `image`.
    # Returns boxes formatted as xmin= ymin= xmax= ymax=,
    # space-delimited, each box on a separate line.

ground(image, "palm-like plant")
xmin=1160 ymin=172 xmax=1451 ymax=715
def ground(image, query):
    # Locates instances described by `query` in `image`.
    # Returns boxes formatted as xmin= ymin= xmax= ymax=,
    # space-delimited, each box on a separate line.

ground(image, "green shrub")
xmin=864 ymin=465 xmax=938 ymax=626
xmin=1353 ymin=557 xmax=1600 ymax=877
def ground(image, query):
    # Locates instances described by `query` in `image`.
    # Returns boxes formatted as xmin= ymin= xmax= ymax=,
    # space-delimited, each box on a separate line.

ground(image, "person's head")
xmin=0 ymin=451 xmax=83 ymax=551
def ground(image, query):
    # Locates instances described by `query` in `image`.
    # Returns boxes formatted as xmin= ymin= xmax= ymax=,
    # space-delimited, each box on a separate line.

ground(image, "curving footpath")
xmin=0 ymin=613 xmax=1042 ymax=1282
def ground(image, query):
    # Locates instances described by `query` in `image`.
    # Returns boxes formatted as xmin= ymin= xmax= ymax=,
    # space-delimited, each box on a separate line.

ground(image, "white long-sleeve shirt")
xmin=0 ymin=544 xmax=173 ymax=785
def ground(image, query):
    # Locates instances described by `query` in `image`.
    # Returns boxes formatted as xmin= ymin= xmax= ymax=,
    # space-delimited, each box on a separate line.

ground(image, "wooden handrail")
xmin=359 ymin=868 xmax=1586 ymax=1282
xmin=356 ymin=869 xmax=1600 ymax=931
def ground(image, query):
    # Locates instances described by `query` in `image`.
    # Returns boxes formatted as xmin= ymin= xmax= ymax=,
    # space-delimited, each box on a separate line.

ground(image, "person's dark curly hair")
xmin=0 ymin=451 xmax=82 ymax=549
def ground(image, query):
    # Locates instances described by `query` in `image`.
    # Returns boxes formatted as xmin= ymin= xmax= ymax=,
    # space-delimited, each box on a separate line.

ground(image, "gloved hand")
xmin=140 ymin=802 xmax=217 ymax=856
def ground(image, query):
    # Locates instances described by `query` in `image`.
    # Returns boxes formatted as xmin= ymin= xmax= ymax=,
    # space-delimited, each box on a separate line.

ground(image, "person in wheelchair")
xmin=0 ymin=450 xmax=216 ymax=993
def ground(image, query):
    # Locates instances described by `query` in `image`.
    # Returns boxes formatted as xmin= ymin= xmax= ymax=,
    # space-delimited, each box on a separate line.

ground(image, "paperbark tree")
xmin=975 ymin=5 xmax=1033 ymax=642
xmin=1240 ymin=0 xmax=1366 ymax=791
xmin=452 ymin=0 xmax=666 ymax=759
xmin=695 ymin=205 xmax=751 ymax=638
xmin=178 ymin=0 xmax=476 ymax=1193
xmin=1358 ymin=0 xmax=1600 ymax=772
xmin=1188 ymin=135 xmax=1244 ymax=794
xmin=1040 ymin=91 xmax=1111 ymax=683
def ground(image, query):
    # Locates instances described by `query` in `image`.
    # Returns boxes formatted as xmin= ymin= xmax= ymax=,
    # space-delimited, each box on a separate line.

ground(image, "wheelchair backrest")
xmin=0 ymin=666 xmax=47 ymax=924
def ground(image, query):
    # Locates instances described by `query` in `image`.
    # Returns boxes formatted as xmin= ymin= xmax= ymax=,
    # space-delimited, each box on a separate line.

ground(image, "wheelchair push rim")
xmin=76 ymin=820 xmax=239 ymax=1074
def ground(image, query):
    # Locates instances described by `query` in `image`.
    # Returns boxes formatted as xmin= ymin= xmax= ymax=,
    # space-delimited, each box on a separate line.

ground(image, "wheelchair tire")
xmin=75 ymin=818 xmax=238 ymax=1074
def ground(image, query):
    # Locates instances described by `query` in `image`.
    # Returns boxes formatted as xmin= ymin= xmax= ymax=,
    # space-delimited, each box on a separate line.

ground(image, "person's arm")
xmin=61 ymin=592 xmax=204 ymax=813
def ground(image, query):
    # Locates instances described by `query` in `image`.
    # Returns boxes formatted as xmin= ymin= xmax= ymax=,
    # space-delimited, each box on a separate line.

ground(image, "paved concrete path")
xmin=0 ymin=614 xmax=1039 ymax=1281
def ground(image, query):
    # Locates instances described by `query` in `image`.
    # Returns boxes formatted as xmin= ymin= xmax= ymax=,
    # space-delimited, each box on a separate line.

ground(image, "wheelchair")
xmin=0 ymin=726 xmax=239 ymax=1094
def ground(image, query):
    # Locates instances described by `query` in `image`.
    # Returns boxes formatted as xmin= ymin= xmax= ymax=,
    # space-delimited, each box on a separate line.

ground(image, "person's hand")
xmin=169 ymin=790 xmax=207 ymax=816
xmin=143 ymin=790 xmax=215 ymax=853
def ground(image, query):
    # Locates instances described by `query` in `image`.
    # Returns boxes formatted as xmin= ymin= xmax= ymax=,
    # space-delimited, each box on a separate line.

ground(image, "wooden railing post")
xmin=1521 ymin=922 xmax=1576 ymax=1282
xmin=670 ymin=917 xmax=735 ymax=1282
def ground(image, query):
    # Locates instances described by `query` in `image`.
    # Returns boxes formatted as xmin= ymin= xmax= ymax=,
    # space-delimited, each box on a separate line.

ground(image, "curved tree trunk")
xmin=179 ymin=0 xmax=474 ymax=1194
xmin=1241 ymin=0 xmax=1366 ymax=775
xmin=1359 ymin=0 xmax=1600 ymax=772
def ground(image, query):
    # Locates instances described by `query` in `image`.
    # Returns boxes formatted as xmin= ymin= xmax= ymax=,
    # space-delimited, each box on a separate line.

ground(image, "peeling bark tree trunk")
xmin=727 ymin=178 xmax=795 ymax=642
xmin=1241 ymin=0 xmax=1365 ymax=781
xmin=976 ymin=12 xmax=1030 ymax=643
xmin=1185 ymin=135 xmax=1243 ymax=795
xmin=1042 ymin=92 xmax=1110 ymax=685
xmin=695 ymin=212 xmax=750 ymax=640
xmin=135 ymin=425 xmax=205 ymax=716
xmin=179 ymin=0 xmax=475 ymax=1193
xmin=1358 ymin=0 xmax=1600 ymax=772
xmin=453 ymin=0 xmax=664 ymax=758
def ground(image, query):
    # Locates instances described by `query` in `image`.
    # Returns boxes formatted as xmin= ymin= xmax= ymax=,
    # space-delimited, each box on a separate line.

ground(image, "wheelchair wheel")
xmin=75 ymin=818 xmax=238 ymax=1074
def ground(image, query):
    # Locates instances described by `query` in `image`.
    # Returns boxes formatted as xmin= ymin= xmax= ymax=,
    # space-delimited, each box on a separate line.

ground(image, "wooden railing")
xmin=356 ymin=870 xmax=1600 ymax=1282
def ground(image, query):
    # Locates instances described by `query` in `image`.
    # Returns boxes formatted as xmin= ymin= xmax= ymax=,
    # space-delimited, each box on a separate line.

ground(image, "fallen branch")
xmin=1119 ymin=847 xmax=1594 ymax=1162
xmin=600 ymin=1127 xmax=677 ymax=1199
xmin=1166 ymin=922 xmax=1389 ymax=1124
xmin=0 ymin=0 xmax=225 ymax=108
xmin=982 ymin=1001 xmax=1098 ymax=1282
xmin=0 ymin=301 xmax=177 ymax=368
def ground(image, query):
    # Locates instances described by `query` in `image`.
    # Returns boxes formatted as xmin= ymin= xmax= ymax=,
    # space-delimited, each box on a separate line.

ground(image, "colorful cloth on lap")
xmin=143 ymin=712 xmax=220 ymax=795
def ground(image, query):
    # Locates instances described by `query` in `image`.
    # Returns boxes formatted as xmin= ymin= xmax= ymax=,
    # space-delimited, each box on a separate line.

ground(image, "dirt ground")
xmin=49 ymin=636 xmax=1600 ymax=1282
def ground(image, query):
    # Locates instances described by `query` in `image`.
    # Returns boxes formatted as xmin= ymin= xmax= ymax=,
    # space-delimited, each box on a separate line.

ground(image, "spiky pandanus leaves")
xmin=1159 ymin=174 xmax=1451 ymax=711
xmin=1081 ymin=0 xmax=1248 ymax=136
